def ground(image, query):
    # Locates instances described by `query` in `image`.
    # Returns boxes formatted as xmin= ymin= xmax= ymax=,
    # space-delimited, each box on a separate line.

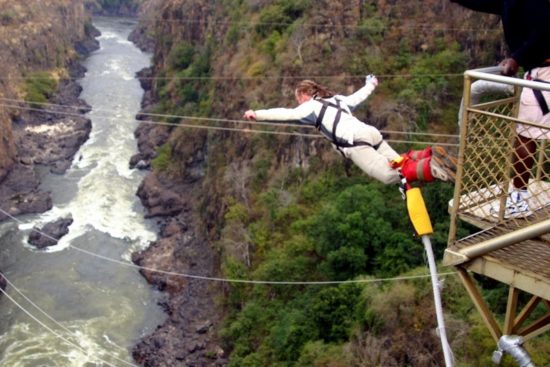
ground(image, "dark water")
xmin=0 ymin=17 xmax=165 ymax=367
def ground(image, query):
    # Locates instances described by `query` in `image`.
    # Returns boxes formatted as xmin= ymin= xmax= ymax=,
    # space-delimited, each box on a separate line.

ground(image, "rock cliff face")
xmin=129 ymin=1 xmax=504 ymax=365
xmin=0 ymin=0 xmax=94 ymax=181
xmin=0 ymin=1 xmax=98 ymax=220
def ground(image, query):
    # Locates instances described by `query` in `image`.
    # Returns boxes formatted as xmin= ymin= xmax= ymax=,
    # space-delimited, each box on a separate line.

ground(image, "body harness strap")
xmin=532 ymin=79 xmax=550 ymax=115
xmin=315 ymin=98 xmax=382 ymax=150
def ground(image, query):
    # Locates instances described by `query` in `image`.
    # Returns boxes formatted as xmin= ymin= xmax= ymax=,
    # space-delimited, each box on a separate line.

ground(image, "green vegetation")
xmin=254 ymin=0 xmax=309 ymax=38
xmin=157 ymin=41 xmax=212 ymax=118
xmin=217 ymin=167 xmax=467 ymax=365
xmin=145 ymin=0 xmax=550 ymax=365
xmin=151 ymin=143 xmax=172 ymax=172
xmin=0 ymin=10 xmax=19 ymax=25
xmin=24 ymin=72 xmax=58 ymax=107
xmin=169 ymin=42 xmax=195 ymax=70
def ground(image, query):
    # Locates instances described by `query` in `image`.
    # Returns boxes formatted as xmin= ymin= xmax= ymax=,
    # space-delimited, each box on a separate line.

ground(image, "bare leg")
xmin=512 ymin=135 xmax=537 ymax=189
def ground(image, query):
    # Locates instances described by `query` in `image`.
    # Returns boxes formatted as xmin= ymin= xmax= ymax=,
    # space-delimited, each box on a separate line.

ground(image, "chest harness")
xmin=532 ymin=79 xmax=549 ymax=115
xmin=527 ymin=70 xmax=550 ymax=115
xmin=314 ymin=98 xmax=382 ymax=151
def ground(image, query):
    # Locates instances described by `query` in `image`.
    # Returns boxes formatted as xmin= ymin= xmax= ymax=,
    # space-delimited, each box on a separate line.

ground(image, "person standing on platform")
xmin=451 ymin=0 xmax=550 ymax=216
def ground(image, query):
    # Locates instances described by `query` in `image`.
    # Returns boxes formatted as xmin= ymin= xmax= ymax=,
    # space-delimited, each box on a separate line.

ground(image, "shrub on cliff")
xmin=24 ymin=72 xmax=58 ymax=107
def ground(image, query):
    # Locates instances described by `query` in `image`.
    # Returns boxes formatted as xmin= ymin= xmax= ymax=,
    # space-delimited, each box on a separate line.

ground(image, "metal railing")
xmin=448 ymin=66 xmax=550 ymax=245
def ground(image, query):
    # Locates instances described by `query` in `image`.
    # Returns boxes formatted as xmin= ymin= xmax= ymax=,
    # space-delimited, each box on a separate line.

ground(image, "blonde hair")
xmin=295 ymin=80 xmax=334 ymax=99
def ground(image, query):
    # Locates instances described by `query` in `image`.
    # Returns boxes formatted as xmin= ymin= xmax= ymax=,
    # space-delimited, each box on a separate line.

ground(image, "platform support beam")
xmin=518 ymin=313 xmax=550 ymax=341
xmin=514 ymin=296 xmax=541 ymax=333
xmin=504 ymin=287 xmax=520 ymax=335
xmin=457 ymin=268 xmax=502 ymax=342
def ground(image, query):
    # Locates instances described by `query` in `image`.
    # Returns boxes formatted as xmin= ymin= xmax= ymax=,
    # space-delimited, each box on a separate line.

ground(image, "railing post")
xmin=448 ymin=73 xmax=471 ymax=245
xmin=536 ymin=140 xmax=546 ymax=181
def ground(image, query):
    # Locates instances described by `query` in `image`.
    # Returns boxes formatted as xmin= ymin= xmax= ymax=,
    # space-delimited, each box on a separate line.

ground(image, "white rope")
xmin=422 ymin=235 xmax=455 ymax=366
xmin=0 ymin=286 xmax=130 ymax=367
xmin=0 ymin=207 xmax=456 ymax=285
xmin=1 ymin=275 xmax=128 ymax=352
xmin=130 ymin=15 xmax=501 ymax=33
xmin=71 ymin=244 xmax=457 ymax=285
xmin=0 ymin=96 xmax=460 ymax=138
xmin=0 ymin=101 xmax=460 ymax=147
xmin=0 ymin=72 xmax=465 ymax=81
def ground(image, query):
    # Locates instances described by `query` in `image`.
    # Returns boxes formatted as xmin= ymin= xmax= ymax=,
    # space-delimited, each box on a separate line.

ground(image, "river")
xmin=0 ymin=17 xmax=165 ymax=367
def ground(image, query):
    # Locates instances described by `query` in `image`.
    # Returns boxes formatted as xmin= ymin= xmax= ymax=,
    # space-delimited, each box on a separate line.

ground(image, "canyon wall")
xmin=0 ymin=0 xmax=93 ymax=181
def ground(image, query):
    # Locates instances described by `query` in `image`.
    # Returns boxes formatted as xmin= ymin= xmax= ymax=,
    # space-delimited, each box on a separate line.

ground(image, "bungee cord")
xmin=0 ymin=207 xmax=456 ymax=286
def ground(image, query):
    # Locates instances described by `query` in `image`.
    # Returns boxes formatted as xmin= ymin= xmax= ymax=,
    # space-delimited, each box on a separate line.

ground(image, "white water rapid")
xmin=0 ymin=17 xmax=165 ymax=367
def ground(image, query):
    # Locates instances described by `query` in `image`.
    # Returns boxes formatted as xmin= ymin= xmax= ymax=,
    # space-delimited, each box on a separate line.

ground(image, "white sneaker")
xmin=491 ymin=190 xmax=532 ymax=218
xmin=506 ymin=190 xmax=532 ymax=217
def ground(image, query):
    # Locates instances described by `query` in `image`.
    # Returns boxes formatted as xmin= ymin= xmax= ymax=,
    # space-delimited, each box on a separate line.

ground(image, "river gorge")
xmin=0 ymin=17 xmax=165 ymax=366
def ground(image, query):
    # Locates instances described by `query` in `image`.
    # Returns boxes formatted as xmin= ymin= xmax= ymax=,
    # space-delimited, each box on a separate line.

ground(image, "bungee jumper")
xmin=243 ymin=75 xmax=457 ymax=186
xmin=244 ymin=75 xmax=457 ymax=366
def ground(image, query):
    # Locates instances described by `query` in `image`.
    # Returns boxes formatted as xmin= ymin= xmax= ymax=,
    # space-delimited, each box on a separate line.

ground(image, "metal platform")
xmin=444 ymin=212 xmax=550 ymax=299
xmin=448 ymin=180 xmax=550 ymax=229
xmin=444 ymin=67 xmax=550 ymax=345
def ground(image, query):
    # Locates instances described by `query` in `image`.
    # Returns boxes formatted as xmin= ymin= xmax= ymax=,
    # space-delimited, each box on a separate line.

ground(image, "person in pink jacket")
xmin=243 ymin=76 xmax=455 ymax=185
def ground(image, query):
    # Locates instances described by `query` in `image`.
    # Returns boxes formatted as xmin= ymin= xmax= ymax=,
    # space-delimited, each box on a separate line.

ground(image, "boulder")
xmin=28 ymin=217 xmax=73 ymax=249
xmin=0 ymin=165 xmax=53 ymax=222
xmin=136 ymin=174 xmax=184 ymax=218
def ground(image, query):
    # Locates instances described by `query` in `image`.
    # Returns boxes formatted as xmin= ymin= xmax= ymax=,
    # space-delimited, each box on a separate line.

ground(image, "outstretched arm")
xmin=339 ymin=75 xmax=378 ymax=111
xmin=243 ymin=102 xmax=317 ymax=125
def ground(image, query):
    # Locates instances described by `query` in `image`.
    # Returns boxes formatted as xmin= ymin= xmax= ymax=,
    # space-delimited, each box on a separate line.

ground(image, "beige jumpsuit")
xmin=254 ymin=82 xmax=401 ymax=184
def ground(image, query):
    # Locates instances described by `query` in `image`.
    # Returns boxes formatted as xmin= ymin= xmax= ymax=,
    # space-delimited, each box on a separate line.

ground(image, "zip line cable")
xmin=0 ymin=285 xmax=131 ymax=367
xmin=0 ymin=102 xmax=460 ymax=147
xmin=0 ymin=207 xmax=456 ymax=285
xmin=0 ymin=102 xmax=320 ymax=139
xmin=0 ymin=96 xmax=460 ymax=138
xmin=0 ymin=12 xmax=493 ymax=363
xmin=114 ymin=73 xmax=466 ymax=81
xmin=0 ymin=72 xmax=465 ymax=81
xmin=131 ymin=15 xmax=501 ymax=33
xmin=1 ymin=275 xmax=129 ymax=353
xmin=0 ymin=101 xmax=460 ymax=146
xmin=1 ymin=11 xmax=498 ymax=34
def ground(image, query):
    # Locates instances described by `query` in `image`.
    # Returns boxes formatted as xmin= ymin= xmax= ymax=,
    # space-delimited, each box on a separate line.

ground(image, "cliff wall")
xmin=0 ymin=0 xmax=93 ymax=181
xmin=133 ymin=0 xmax=503 ymax=234
xmin=130 ymin=0 xmax=506 ymax=365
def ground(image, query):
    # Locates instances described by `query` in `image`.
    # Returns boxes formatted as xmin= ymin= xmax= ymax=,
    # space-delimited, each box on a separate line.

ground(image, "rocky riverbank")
xmin=0 ymin=55 xmax=98 ymax=222
xmin=129 ymin=31 xmax=227 ymax=365
xmin=0 ymin=24 xmax=99 ymax=303
xmin=131 ymin=181 xmax=226 ymax=366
